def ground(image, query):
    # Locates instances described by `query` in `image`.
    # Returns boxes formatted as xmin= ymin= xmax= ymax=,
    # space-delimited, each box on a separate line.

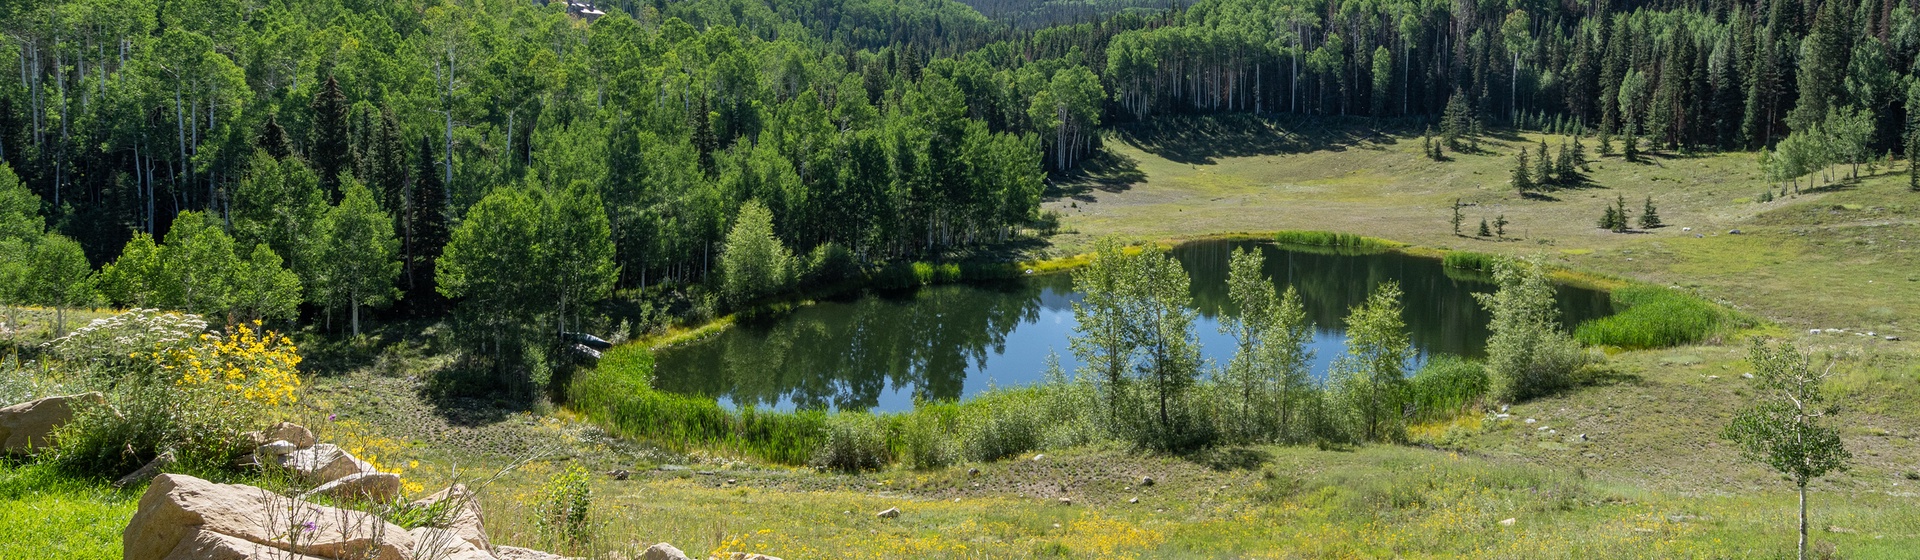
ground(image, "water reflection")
xmin=651 ymin=241 xmax=1614 ymax=412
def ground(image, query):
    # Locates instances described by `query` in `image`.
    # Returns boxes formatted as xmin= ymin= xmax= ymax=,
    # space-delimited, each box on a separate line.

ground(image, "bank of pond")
xmin=567 ymin=237 xmax=1740 ymax=468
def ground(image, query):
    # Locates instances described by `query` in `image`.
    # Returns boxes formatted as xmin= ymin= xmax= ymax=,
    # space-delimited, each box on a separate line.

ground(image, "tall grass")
xmin=1407 ymin=356 xmax=1488 ymax=422
xmin=1272 ymin=230 xmax=1398 ymax=251
xmin=1574 ymin=285 xmax=1735 ymax=349
xmin=1441 ymin=251 xmax=1499 ymax=272
xmin=565 ymin=345 xmax=826 ymax=464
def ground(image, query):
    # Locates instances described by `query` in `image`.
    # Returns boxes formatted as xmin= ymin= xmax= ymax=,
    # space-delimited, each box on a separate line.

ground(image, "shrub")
xmin=534 ymin=463 xmax=593 ymax=552
xmin=1477 ymin=260 xmax=1593 ymax=403
xmin=799 ymin=242 xmax=859 ymax=287
xmin=898 ymin=403 xmax=960 ymax=469
xmin=48 ymin=316 xmax=302 ymax=476
xmin=1574 ymin=285 xmax=1729 ymax=349
xmin=811 ymin=413 xmax=891 ymax=472
xmin=1409 ymin=356 xmax=1488 ymax=421
xmin=960 ymin=391 xmax=1047 ymax=462
xmin=565 ymin=345 xmax=826 ymax=464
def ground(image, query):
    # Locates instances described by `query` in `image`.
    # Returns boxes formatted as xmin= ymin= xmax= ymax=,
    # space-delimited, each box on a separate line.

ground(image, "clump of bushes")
xmin=1408 ymin=356 xmax=1488 ymax=422
xmin=1574 ymin=285 xmax=1732 ymax=349
xmin=566 ymin=345 xmax=826 ymax=464
xmin=811 ymin=414 xmax=891 ymax=472
xmin=1273 ymin=230 xmax=1397 ymax=251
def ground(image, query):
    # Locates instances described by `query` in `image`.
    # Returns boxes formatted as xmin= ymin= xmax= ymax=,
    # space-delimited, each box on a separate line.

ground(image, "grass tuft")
xmin=1574 ymin=286 xmax=1739 ymax=349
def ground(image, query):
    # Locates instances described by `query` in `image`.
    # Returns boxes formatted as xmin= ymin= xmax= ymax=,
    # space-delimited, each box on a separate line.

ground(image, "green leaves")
xmin=1724 ymin=339 xmax=1851 ymax=488
xmin=1476 ymin=259 xmax=1589 ymax=403
xmin=719 ymin=199 xmax=793 ymax=306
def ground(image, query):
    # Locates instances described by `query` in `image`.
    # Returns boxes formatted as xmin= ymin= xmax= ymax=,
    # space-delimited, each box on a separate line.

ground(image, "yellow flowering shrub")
xmin=155 ymin=321 xmax=303 ymax=407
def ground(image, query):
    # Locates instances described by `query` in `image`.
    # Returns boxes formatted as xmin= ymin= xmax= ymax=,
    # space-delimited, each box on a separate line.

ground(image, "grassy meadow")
xmin=8 ymin=119 xmax=1920 ymax=558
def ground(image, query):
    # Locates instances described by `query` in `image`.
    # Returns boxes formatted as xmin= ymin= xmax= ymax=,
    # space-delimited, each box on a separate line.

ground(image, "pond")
xmin=651 ymin=240 xmax=1615 ymax=412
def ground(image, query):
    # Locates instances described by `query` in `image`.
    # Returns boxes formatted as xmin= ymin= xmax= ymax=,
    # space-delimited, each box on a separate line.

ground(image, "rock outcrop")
xmin=411 ymin=484 xmax=491 ymax=551
xmin=0 ymin=392 xmax=106 ymax=452
xmin=271 ymin=443 xmax=376 ymax=485
xmin=302 ymin=471 xmax=403 ymax=503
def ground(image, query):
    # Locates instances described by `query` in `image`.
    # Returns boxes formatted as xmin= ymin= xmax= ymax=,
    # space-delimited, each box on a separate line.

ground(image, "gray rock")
xmin=1498 ymin=518 xmax=1516 ymax=526
xmin=876 ymin=507 xmax=901 ymax=519
xmin=114 ymin=451 xmax=177 ymax=489
xmin=271 ymin=443 xmax=373 ymax=485
xmin=1058 ymin=497 xmax=1072 ymax=506
xmin=1140 ymin=476 xmax=1154 ymax=487
xmin=257 ymin=440 xmax=298 ymax=457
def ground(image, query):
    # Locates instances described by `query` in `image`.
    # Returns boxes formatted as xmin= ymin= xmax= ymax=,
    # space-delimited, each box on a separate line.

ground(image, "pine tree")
xmin=1442 ymin=92 xmax=1472 ymax=149
xmin=1599 ymin=205 xmax=1620 ymax=230
xmin=1494 ymin=214 xmax=1510 ymax=240
xmin=258 ymin=114 xmax=292 ymax=160
xmin=1512 ymin=149 xmax=1534 ymax=194
xmin=1908 ymin=133 xmax=1920 ymax=192
xmin=1571 ymin=135 xmax=1590 ymax=169
xmin=407 ymin=134 xmax=448 ymax=309
xmin=1612 ymin=195 xmax=1631 ymax=232
xmin=1535 ymin=139 xmax=1554 ymax=187
xmin=1622 ymin=125 xmax=1641 ymax=161
xmin=1639 ymin=196 xmax=1662 ymax=228
xmin=1450 ymin=199 xmax=1464 ymax=235
xmin=1478 ymin=218 xmax=1492 ymax=237
xmin=311 ymin=75 xmax=352 ymax=200
xmin=1598 ymin=129 xmax=1614 ymax=156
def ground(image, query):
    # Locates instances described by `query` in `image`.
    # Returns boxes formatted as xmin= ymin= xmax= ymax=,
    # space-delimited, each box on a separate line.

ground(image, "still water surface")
xmin=653 ymin=241 xmax=1614 ymax=412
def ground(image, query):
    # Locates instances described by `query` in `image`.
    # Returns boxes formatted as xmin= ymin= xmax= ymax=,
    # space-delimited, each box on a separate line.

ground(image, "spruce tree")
xmin=408 ymin=134 xmax=448 ymax=308
xmin=1512 ymin=149 xmax=1533 ymax=194
xmin=1908 ymin=134 xmax=1920 ymax=192
xmin=311 ymin=75 xmax=352 ymax=200
xmin=1612 ymin=195 xmax=1631 ymax=232
xmin=1494 ymin=214 xmax=1509 ymax=240
xmin=1639 ymin=196 xmax=1662 ymax=228
xmin=1622 ymin=125 xmax=1641 ymax=161
xmin=1599 ymin=205 xmax=1620 ymax=230
xmin=1535 ymin=140 xmax=1554 ymax=187
xmin=1450 ymin=199 xmax=1464 ymax=235
xmin=1478 ymin=218 xmax=1492 ymax=237
xmin=1571 ymin=135 xmax=1589 ymax=169
xmin=258 ymin=114 xmax=292 ymax=161
xmin=1442 ymin=92 xmax=1472 ymax=149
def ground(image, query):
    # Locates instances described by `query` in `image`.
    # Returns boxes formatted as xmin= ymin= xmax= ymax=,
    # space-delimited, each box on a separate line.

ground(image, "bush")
xmin=898 ymin=403 xmax=960 ymax=469
xmin=47 ymin=315 xmax=301 ymax=476
xmin=811 ymin=414 xmax=891 ymax=472
xmin=1574 ymin=286 xmax=1729 ymax=349
xmin=1442 ymin=251 xmax=1499 ymax=272
xmin=565 ymin=345 xmax=827 ymax=464
xmin=534 ymin=463 xmax=593 ymax=552
xmin=1409 ymin=356 xmax=1488 ymax=421
xmin=960 ymin=392 xmax=1047 ymax=462
xmin=798 ymin=242 xmax=859 ymax=287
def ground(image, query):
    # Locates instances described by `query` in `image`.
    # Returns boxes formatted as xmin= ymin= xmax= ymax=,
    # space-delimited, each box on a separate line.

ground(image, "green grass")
xmin=1443 ymin=250 xmax=1501 ymax=272
xmin=1574 ymin=285 xmax=1741 ymax=349
xmin=1409 ymin=355 xmax=1489 ymax=422
xmin=566 ymin=345 xmax=828 ymax=465
xmin=0 ymin=462 xmax=137 ymax=559
xmin=1272 ymin=229 xmax=1399 ymax=251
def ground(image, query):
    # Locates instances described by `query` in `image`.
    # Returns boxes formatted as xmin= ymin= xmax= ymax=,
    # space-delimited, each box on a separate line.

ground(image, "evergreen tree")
xmin=1534 ymin=139 xmax=1554 ymax=186
xmin=1599 ymin=205 xmax=1620 ymax=230
xmin=1494 ymin=214 xmax=1510 ymax=239
xmin=409 ymin=135 xmax=449 ymax=308
xmin=1639 ymin=196 xmax=1662 ymax=228
xmin=1449 ymin=198 xmax=1464 ymax=236
xmin=257 ymin=114 xmax=292 ymax=161
xmin=1478 ymin=218 xmax=1492 ymax=237
xmin=1613 ymin=195 xmax=1631 ymax=232
xmin=311 ymin=75 xmax=353 ymax=199
xmin=1442 ymin=92 xmax=1472 ymax=149
xmin=1512 ymin=149 xmax=1534 ymax=194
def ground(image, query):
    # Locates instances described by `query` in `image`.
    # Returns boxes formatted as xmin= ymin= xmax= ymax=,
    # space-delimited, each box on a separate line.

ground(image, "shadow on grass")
xmin=1112 ymin=114 xmax=1395 ymax=165
xmin=1183 ymin=447 xmax=1274 ymax=471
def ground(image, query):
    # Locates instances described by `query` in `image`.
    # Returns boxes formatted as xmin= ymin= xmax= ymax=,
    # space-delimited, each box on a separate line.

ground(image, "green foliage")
xmin=1639 ymin=196 xmax=1662 ymax=228
xmin=534 ymin=463 xmax=594 ymax=553
xmin=1408 ymin=356 xmax=1488 ymax=422
xmin=316 ymin=179 xmax=401 ymax=336
xmin=1475 ymin=259 xmax=1592 ymax=403
xmin=1271 ymin=230 xmax=1395 ymax=251
xmin=1217 ymin=248 xmax=1316 ymax=445
xmin=99 ymin=212 xmax=302 ymax=324
xmin=1723 ymin=338 xmax=1851 ymax=559
xmin=1441 ymin=251 xmax=1498 ymax=272
xmin=17 ymin=234 xmax=97 ymax=333
xmin=719 ymin=200 xmax=793 ymax=306
xmin=1574 ymin=285 xmax=1730 ymax=349
xmin=566 ymin=345 xmax=827 ymax=465
xmin=811 ymin=414 xmax=893 ymax=472
xmin=1330 ymin=282 xmax=1412 ymax=442
xmin=0 ymin=164 xmax=40 ymax=244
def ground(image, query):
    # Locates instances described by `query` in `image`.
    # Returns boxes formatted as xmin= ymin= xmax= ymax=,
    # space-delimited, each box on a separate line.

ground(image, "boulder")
xmin=272 ymin=443 xmax=374 ymax=485
xmin=405 ymin=526 xmax=497 ymax=560
xmin=0 ymin=392 xmax=106 ymax=453
xmin=124 ymin=474 xmax=414 ymax=560
xmin=258 ymin=440 xmax=299 ymax=458
xmin=726 ymin=554 xmax=785 ymax=560
xmin=641 ymin=542 xmax=693 ymax=560
xmin=495 ymin=545 xmax=577 ymax=559
xmin=161 ymin=527 xmax=328 ymax=560
xmin=301 ymin=471 xmax=402 ymax=503
xmin=264 ymin=422 xmax=317 ymax=448
xmin=410 ymin=484 xmax=491 ymax=551
xmin=114 ymin=451 xmax=177 ymax=489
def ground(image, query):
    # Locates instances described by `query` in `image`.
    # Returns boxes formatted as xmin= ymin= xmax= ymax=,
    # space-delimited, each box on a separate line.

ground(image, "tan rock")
xmin=0 ymin=392 xmax=105 ymax=453
xmin=405 ymin=526 xmax=498 ymax=560
xmin=640 ymin=542 xmax=693 ymax=560
xmin=410 ymin=484 xmax=491 ymax=551
xmin=265 ymin=422 xmax=317 ymax=448
xmin=726 ymin=553 xmax=785 ymax=560
xmin=271 ymin=443 xmax=373 ymax=485
xmin=124 ymin=474 xmax=414 ymax=560
xmin=301 ymin=471 xmax=402 ymax=503
xmin=161 ymin=527 xmax=327 ymax=560
xmin=496 ymin=544 xmax=578 ymax=559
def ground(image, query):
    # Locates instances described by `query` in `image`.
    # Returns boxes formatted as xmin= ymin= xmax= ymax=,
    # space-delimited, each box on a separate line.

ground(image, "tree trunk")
xmin=1798 ymin=483 xmax=1808 ymax=560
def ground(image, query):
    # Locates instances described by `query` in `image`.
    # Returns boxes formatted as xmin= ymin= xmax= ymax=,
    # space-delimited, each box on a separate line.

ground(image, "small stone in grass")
xmin=1141 ymin=476 xmax=1155 ymax=486
xmin=1499 ymin=518 xmax=1516 ymax=526
xmin=1059 ymin=497 xmax=1072 ymax=506
xmin=877 ymin=507 xmax=901 ymax=519
xmin=1128 ymin=497 xmax=1139 ymax=504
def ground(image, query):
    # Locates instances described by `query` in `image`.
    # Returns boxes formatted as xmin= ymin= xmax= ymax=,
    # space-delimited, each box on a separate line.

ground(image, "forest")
xmin=5 ymin=0 xmax=1920 ymax=389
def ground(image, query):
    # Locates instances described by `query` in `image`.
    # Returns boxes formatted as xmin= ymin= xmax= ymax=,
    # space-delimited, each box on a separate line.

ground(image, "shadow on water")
xmin=651 ymin=240 xmax=1615 ymax=412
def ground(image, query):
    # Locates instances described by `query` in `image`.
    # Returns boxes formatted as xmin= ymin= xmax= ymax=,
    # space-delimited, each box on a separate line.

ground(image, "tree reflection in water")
xmin=652 ymin=241 xmax=1613 ymax=412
